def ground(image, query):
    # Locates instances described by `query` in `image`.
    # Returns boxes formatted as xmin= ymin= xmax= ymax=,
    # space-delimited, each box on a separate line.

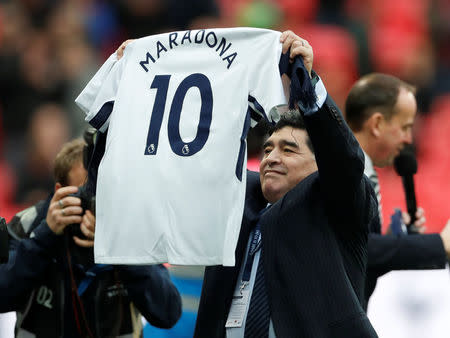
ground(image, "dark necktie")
xmin=369 ymin=171 xmax=383 ymax=224
xmin=244 ymin=235 xmax=270 ymax=337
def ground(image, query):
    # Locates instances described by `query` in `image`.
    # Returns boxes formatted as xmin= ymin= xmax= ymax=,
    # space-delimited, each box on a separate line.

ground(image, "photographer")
xmin=0 ymin=138 xmax=181 ymax=337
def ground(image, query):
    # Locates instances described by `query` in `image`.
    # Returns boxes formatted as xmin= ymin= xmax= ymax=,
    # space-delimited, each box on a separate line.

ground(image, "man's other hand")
xmin=402 ymin=207 xmax=426 ymax=233
xmin=73 ymin=210 xmax=96 ymax=248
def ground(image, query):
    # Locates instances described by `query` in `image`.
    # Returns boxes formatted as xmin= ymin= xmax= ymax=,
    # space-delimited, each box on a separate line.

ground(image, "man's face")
xmin=67 ymin=161 xmax=87 ymax=187
xmin=374 ymin=88 xmax=416 ymax=167
xmin=259 ymin=126 xmax=317 ymax=203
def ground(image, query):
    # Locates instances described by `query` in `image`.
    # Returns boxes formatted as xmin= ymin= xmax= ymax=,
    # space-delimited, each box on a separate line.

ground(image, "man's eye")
xmin=284 ymin=148 xmax=293 ymax=153
xmin=264 ymin=148 xmax=271 ymax=154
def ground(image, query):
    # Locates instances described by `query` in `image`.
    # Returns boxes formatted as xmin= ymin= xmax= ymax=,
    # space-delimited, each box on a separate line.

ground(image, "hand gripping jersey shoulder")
xmin=75 ymin=27 xmax=286 ymax=266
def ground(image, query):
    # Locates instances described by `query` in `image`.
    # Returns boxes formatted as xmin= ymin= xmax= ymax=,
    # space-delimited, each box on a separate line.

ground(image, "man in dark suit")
xmin=194 ymin=31 xmax=378 ymax=338
xmin=344 ymin=73 xmax=450 ymax=310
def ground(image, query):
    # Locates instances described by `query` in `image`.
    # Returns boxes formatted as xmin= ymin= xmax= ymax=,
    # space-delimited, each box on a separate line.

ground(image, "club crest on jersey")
xmin=147 ymin=144 xmax=156 ymax=154
xmin=139 ymin=29 xmax=238 ymax=72
xmin=182 ymin=144 xmax=190 ymax=155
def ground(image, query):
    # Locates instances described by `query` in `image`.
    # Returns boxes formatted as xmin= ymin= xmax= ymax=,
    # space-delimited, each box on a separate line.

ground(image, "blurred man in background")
xmin=345 ymin=73 xmax=450 ymax=310
xmin=0 ymin=137 xmax=182 ymax=337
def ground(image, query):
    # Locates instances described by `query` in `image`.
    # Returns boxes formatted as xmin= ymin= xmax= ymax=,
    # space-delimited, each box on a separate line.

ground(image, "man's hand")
xmin=73 ymin=210 xmax=96 ymax=248
xmin=46 ymin=187 xmax=83 ymax=235
xmin=280 ymin=30 xmax=313 ymax=78
xmin=402 ymin=207 xmax=426 ymax=233
xmin=440 ymin=219 xmax=450 ymax=258
xmin=116 ymin=39 xmax=135 ymax=60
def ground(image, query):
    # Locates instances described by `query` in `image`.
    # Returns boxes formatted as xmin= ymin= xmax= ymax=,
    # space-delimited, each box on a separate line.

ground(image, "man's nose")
xmin=266 ymin=148 xmax=281 ymax=164
xmin=404 ymin=130 xmax=413 ymax=144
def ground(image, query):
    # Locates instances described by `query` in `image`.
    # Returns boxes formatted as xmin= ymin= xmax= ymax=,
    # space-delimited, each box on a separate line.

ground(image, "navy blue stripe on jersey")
xmin=248 ymin=95 xmax=268 ymax=121
xmin=235 ymin=109 xmax=251 ymax=181
xmin=279 ymin=51 xmax=290 ymax=76
xmin=86 ymin=130 xmax=107 ymax=195
xmin=90 ymin=101 xmax=114 ymax=130
xmin=248 ymin=105 xmax=263 ymax=124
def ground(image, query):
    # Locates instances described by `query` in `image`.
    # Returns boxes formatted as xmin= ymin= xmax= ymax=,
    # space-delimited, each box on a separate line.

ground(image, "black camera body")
xmin=66 ymin=185 xmax=96 ymax=239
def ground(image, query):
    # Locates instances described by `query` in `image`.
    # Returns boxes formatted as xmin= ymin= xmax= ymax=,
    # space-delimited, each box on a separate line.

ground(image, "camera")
xmin=65 ymin=187 xmax=96 ymax=266
xmin=66 ymin=186 xmax=96 ymax=239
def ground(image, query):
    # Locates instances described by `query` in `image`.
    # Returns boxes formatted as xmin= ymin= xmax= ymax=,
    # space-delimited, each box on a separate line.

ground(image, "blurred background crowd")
xmin=1 ymin=0 xmax=450 ymax=337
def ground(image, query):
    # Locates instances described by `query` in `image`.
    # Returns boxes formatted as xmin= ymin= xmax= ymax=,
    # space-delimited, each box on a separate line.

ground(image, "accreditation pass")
xmin=225 ymin=287 xmax=250 ymax=328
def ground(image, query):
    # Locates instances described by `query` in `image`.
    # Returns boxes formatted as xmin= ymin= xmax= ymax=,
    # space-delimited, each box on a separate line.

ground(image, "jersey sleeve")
xmin=75 ymin=52 xmax=125 ymax=132
xmin=247 ymin=31 xmax=287 ymax=125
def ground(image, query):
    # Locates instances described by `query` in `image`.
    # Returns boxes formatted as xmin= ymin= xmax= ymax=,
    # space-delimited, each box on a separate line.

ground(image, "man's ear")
xmin=54 ymin=182 xmax=62 ymax=192
xmin=366 ymin=112 xmax=385 ymax=138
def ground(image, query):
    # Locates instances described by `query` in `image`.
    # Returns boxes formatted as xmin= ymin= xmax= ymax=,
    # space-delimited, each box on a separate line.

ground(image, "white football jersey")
xmin=76 ymin=27 xmax=287 ymax=266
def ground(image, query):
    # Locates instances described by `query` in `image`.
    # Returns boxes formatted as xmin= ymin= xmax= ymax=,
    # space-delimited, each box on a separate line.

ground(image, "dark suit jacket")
xmin=195 ymin=96 xmax=379 ymax=338
xmin=364 ymin=216 xmax=447 ymax=310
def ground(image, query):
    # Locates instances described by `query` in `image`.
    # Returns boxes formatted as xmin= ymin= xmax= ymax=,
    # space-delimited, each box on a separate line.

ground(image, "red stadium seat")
xmin=277 ymin=0 xmax=319 ymax=25
xmin=367 ymin=0 xmax=432 ymax=76
xmin=417 ymin=95 xmax=450 ymax=163
xmin=0 ymin=106 xmax=21 ymax=221
xmin=0 ymin=160 xmax=20 ymax=221
xmin=369 ymin=0 xmax=429 ymax=35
